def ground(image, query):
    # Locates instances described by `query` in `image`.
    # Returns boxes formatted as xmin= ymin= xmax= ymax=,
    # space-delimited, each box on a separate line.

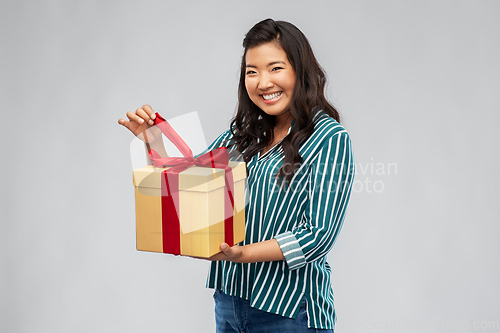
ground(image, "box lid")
xmin=133 ymin=161 xmax=246 ymax=192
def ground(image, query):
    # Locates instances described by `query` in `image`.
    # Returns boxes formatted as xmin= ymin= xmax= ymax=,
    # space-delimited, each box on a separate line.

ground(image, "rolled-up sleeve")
xmin=276 ymin=132 xmax=355 ymax=270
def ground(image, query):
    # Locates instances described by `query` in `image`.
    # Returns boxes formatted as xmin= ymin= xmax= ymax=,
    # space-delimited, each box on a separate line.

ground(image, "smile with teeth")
xmin=261 ymin=91 xmax=282 ymax=101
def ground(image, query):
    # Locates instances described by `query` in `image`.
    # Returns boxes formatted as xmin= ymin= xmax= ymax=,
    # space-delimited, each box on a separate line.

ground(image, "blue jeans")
xmin=213 ymin=289 xmax=334 ymax=333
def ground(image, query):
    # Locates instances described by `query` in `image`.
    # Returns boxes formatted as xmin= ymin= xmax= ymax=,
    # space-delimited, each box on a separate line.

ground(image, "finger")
xmin=142 ymin=104 xmax=156 ymax=121
xmin=118 ymin=118 xmax=132 ymax=130
xmin=136 ymin=108 xmax=154 ymax=126
xmin=208 ymin=252 xmax=226 ymax=261
xmin=126 ymin=111 xmax=145 ymax=125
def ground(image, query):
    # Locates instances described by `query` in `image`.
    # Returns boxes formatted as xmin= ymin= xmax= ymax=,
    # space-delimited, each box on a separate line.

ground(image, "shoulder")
xmin=300 ymin=112 xmax=354 ymax=171
xmin=298 ymin=111 xmax=352 ymax=165
xmin=308 ymin=110 xmax=351 ymax=148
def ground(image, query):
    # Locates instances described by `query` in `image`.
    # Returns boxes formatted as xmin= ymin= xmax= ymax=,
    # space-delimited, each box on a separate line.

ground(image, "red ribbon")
xmin=148 ymin=113 xmax=235 ymax=255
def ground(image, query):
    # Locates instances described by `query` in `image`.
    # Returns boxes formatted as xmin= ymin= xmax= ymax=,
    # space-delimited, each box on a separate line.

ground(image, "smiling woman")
xmin=118 ymin=18 xmax=354 ymax=333
xmin=231 ymin=19 xmax=344 ymax=185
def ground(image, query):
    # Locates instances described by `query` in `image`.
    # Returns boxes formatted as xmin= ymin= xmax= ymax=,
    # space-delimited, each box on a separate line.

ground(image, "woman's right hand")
xmin=118 ymin=104 xmax=161 ymax=144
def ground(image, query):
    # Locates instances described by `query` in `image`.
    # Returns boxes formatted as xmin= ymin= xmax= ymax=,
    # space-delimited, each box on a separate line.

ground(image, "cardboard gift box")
xmin=130 ymin=112 xmax=246 ymax=258
xmin=133 ymin=159 xmax=246 ymax=258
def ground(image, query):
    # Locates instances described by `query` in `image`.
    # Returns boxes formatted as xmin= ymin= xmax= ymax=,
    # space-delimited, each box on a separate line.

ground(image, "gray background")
xmin=1 ymin=0 xmax=499 ymax=332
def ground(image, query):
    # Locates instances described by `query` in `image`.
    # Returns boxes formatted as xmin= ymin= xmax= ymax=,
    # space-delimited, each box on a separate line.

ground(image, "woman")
xmin=119 ymin=19 xmax=354 ymax=333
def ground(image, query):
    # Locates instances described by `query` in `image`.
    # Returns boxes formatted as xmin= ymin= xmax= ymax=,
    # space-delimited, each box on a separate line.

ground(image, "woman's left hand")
xmin=209 ymin=243 xmax=245 ymax=262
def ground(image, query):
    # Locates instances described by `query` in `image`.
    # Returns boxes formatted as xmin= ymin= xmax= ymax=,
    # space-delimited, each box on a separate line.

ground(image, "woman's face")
xmin=244 ymin=42 xmax=296 ymax=120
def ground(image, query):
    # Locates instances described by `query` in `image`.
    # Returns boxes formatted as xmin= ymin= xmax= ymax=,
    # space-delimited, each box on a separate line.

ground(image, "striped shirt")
xmin=203 ymin=111 xmax=355 ymax=329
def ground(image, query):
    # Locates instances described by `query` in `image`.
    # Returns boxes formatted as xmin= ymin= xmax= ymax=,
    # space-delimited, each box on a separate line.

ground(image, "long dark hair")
xmin=230 ymin=19 xmax=340 ymax=183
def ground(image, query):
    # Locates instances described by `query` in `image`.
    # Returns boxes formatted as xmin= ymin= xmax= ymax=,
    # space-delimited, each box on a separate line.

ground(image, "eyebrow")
xmin=246 ymin=61 xmax=286 ymax=68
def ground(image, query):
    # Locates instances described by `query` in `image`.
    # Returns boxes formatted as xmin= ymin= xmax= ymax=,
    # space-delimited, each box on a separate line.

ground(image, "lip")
xmin=260 ymin=91 xmax=283 ymax=104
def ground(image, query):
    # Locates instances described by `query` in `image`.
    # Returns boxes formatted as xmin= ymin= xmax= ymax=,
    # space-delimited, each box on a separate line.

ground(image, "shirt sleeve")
xmin=194 ymin=129 xmax=234 ymax=158
xmin=274 ymin=131 xmax=355 ymax=270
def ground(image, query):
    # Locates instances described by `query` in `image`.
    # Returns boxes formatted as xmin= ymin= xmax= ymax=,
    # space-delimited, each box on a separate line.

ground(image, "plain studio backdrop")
xmin=1 ymin=1 xmax=499 ymax=332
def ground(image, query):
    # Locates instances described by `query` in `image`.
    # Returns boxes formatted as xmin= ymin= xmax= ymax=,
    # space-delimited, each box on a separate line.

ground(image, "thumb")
xmin=220 ymin=243 xmax=230 ymax=254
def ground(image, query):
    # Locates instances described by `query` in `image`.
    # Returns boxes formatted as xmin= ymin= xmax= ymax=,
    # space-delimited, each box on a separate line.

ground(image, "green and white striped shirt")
xmin=204 ymin=111 xmax=354 ymax=329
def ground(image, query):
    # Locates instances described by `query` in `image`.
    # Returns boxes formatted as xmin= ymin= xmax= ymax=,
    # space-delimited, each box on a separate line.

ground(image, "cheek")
xmin=286 ymin=73 xmax=296 ymax=95
xmin=244 ymin=79 xmax=252 ymax=96
xmin=245 ymin=81 xmax=258 ymax=103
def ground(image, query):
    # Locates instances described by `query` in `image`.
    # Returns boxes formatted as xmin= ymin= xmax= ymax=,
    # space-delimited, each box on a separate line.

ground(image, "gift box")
xmin=133 ymin=162 xmax=246 ymax=257
xmin=131 ymin=113 xmax=246 ymax=258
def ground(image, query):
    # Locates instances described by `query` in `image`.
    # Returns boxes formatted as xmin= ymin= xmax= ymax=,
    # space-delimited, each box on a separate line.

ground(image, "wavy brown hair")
xmin=230 ymin=19 xmax=340 ymax=183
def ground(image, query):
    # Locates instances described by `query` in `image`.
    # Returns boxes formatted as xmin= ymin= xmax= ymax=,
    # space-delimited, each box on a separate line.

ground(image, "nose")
xmin=257 ymin=73 xmax=274 ymax=90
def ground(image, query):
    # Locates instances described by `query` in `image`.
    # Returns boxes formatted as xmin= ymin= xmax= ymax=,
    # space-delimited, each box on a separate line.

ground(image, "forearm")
xmin=239 ymin=239 xmax=285 ymax=263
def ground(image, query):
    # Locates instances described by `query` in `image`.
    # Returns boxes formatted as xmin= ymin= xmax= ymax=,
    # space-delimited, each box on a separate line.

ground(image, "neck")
xmin=275 ymin=111 xmax=292 ymax=131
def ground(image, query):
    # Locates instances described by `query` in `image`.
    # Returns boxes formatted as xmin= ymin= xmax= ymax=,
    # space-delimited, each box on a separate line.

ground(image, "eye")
xmin=271 ymin=67 xmax=283 ymax=72
xmin=246 ymin=70 xmax=256 ymax=75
